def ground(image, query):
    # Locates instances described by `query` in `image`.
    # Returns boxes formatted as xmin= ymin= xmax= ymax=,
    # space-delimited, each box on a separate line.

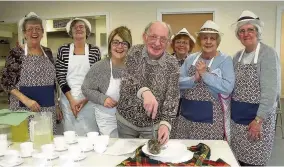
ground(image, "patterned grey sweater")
xmin=117 ymin=44 xmax=180 ymax=128
xmin=81 ymin=58 xmax=124 ymax=105
xmin=233 ymin=42 xmax=281 ymax=119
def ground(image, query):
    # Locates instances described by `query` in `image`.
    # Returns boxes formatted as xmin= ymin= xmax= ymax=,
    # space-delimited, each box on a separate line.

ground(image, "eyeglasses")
xmin=111 ymin=40 xmax=129 ymax=48
xmin=147 ymin=34 xmax=169 ymax=44
xmin=73 ymin=25 xmax=85 ymax=30
xmin=175 ymin=40 xmax=189 ymax=46
xmin=238 ymin=28 xmax=256 ymax=35
xmin=25 ymin=27 xmax=43 ymax=33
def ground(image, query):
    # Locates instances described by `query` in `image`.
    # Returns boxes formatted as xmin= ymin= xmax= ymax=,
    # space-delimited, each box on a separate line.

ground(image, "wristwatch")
xmin=255 ymin=117 xmax=262 ymax=124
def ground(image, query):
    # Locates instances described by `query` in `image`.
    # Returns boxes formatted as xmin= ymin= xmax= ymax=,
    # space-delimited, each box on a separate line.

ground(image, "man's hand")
xmin=142 ymin=90 xmax=158 ymax=119
xmin=158 ymin=124 xmax=169 ymax=145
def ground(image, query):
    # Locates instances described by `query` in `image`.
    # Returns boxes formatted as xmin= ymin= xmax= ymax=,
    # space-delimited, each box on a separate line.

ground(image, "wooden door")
xmin=162 ymin=13 xmax=213 ymax=54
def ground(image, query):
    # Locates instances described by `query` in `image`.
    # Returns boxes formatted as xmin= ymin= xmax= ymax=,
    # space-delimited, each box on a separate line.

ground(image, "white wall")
xmin=95 ymin=18 xmax=106 ymax=48
xmin=0 ymin=24 xmax=17 ymax=39
xmin=0 ymin=1 xmax=283 ymax=55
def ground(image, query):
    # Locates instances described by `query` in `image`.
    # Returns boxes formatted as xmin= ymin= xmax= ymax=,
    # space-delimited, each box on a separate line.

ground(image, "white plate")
xmin=73 ymin=154 xmax=87 ymax=162
xmin=142 ymin=140 xmax=187 ymax=158
xmin=0 ymin=158 xmax=24 ymax=167
xmin=66 ymin=139 xmax=78 ymax=145
xmin=21 ymin=153 xmax=32 ymax=158
xmin=32 ymin=152 xmax=59 ymax=160
xmin=81 ymin=146 xmax=93 ymax=152
xmin=149 ymin=150 xmax=193 ymax=163
xmin=47 ymin=152 xmax=59 ymax=160
xmin=21 ymin=149 xmax=36 ymax=158
xmin=55 ymin=146 xmax=68 ymax=152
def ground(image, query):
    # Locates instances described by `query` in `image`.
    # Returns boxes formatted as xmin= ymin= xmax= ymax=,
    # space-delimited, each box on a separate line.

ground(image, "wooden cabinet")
xmin=0 ymin=44 xmax=10 ymax=57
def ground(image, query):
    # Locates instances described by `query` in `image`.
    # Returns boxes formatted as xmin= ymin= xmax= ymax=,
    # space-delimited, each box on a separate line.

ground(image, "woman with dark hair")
xmin=82 ymin=26 xmax=132 ymax=137
xmin=1 ymin=12 xmax=61 ymax=134
xmin=171 ymin=28 xmax=195 ymax=66
xmin=56 ymin=18 xmax=101 ymax=136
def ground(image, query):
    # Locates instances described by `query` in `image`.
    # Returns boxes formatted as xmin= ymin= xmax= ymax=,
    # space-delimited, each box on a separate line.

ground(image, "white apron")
xmin=94 ymin=59 xmax=121 ymax=137
xmin=60 ymin=43 xmax=98 ymax=136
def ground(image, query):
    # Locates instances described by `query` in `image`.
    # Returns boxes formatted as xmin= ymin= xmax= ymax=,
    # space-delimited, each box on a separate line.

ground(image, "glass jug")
xmin=30 ymin=112 xmax=53 ymax=149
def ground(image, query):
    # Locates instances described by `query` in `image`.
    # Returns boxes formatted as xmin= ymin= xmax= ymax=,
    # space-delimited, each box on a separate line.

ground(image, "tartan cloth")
xmin=117 ymin=143 xmax=230 ymax=167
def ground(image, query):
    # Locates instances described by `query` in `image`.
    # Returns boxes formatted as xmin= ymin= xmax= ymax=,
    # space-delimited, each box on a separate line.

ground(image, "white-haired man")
xmin=116 ymin=21 xmax=180 ymax=145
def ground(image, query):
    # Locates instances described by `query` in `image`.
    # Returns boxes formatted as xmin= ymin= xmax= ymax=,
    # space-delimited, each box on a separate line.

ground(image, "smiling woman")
xmin=55 ymin=18 xmax=101 ymax=136
xmin=81 ymin=26 xmax=132 ymax=137
xmin=230 ymin=10 xmax=281 ymax=166
xmin=0 ymin=12 xmax=60 ymax=134
xmin=172 ymin=20 xmax=234 ymax=141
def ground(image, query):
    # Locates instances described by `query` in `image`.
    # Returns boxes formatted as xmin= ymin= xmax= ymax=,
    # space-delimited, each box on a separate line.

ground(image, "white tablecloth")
xmin=8 ymin=138 xmax=239 ymax=167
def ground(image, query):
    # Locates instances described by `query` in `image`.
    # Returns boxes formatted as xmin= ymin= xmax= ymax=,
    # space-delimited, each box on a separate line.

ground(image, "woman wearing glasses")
xmin=230 ymin=11 xmax=280 ymax=166
xmin=82 ymin=26 xmax=132 ymax=137
xmin=171 ymin=28 xmax=196 ymax=66
xmin=56 ymin=18 xmax=101 ymax=136
xmin=1 ymin=12 xmax=61 ymax=134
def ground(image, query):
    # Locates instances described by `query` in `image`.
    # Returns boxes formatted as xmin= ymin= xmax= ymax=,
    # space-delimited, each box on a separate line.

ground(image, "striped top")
xmin=55 ymin=43 xmax=101 ymax=94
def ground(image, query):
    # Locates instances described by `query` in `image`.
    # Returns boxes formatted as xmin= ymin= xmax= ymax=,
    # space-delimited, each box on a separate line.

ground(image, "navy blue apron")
xmin=18 ymin=44 xmax=55 ymax=108
xmin=181 ymin=54 xmax=215 ymax=124
xmin=231 ymin=43 xmax=261 ymax=125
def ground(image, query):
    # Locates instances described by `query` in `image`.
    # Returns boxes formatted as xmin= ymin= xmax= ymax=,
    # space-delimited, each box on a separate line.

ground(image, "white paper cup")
xmin=96 ymin=135 xmax=109 ymax=146
xmin=94 ymin=144 xmax=107 ymax=154
xmin=0 ymin=134 xmax=7 ymax=141
xmin=41 ymin=144 xmax=55 ymax=158
xmin=0 ymin=140 xmax=8 ymax=155
xmin=78 ymin=137 xmax=92 ymax=151
xmin=64 ymin=131 xmax=77 ymax=143
xmin=20 ymin=142 xmax=33 ymax=157
xmin=68 ymin=145 xmax=82 ymax=159
xmin=54 ymin=137 xmax=67 ymax=150
xmin=86 ymin=132 xmax=99 ymax=145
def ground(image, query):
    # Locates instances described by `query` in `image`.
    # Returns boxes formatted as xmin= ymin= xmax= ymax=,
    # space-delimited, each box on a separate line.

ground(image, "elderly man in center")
xmin=116 ymin=21 xmax=180 ymax=145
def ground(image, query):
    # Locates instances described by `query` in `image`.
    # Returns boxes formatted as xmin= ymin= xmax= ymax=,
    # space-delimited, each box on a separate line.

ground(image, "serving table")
xmin=7 ymin=137 xmax=239 ymax=167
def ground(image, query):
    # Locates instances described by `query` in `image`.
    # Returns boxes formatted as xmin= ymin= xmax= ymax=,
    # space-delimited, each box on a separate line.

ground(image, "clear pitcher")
xmin=30 ymin=112 xmax=53 ymax=149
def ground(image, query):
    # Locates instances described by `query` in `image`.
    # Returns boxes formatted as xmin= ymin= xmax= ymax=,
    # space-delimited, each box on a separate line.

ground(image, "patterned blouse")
xmin=1 ymin=46 xmax=54 ymax=93
xmin=117 ymin=44 xmax=180 ymax=127
xmin=172 ymin=53 xmax=188 ymax=67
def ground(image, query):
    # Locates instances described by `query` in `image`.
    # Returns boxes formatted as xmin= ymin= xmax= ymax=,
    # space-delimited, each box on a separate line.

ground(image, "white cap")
xmin=66 ymin=18 xmax=92 ymax=36
xmin=233 ymin=10 xmax=264 ymax=27
xmin=170 ymin=35 xmax=175 ymax=41
xmin=18 ymin=12 xmax=42 ymax=31
xmin=174 ymin=28 xmax=196 ymax=43
xmin=196 ymin=20 xmax=223 ymax=36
